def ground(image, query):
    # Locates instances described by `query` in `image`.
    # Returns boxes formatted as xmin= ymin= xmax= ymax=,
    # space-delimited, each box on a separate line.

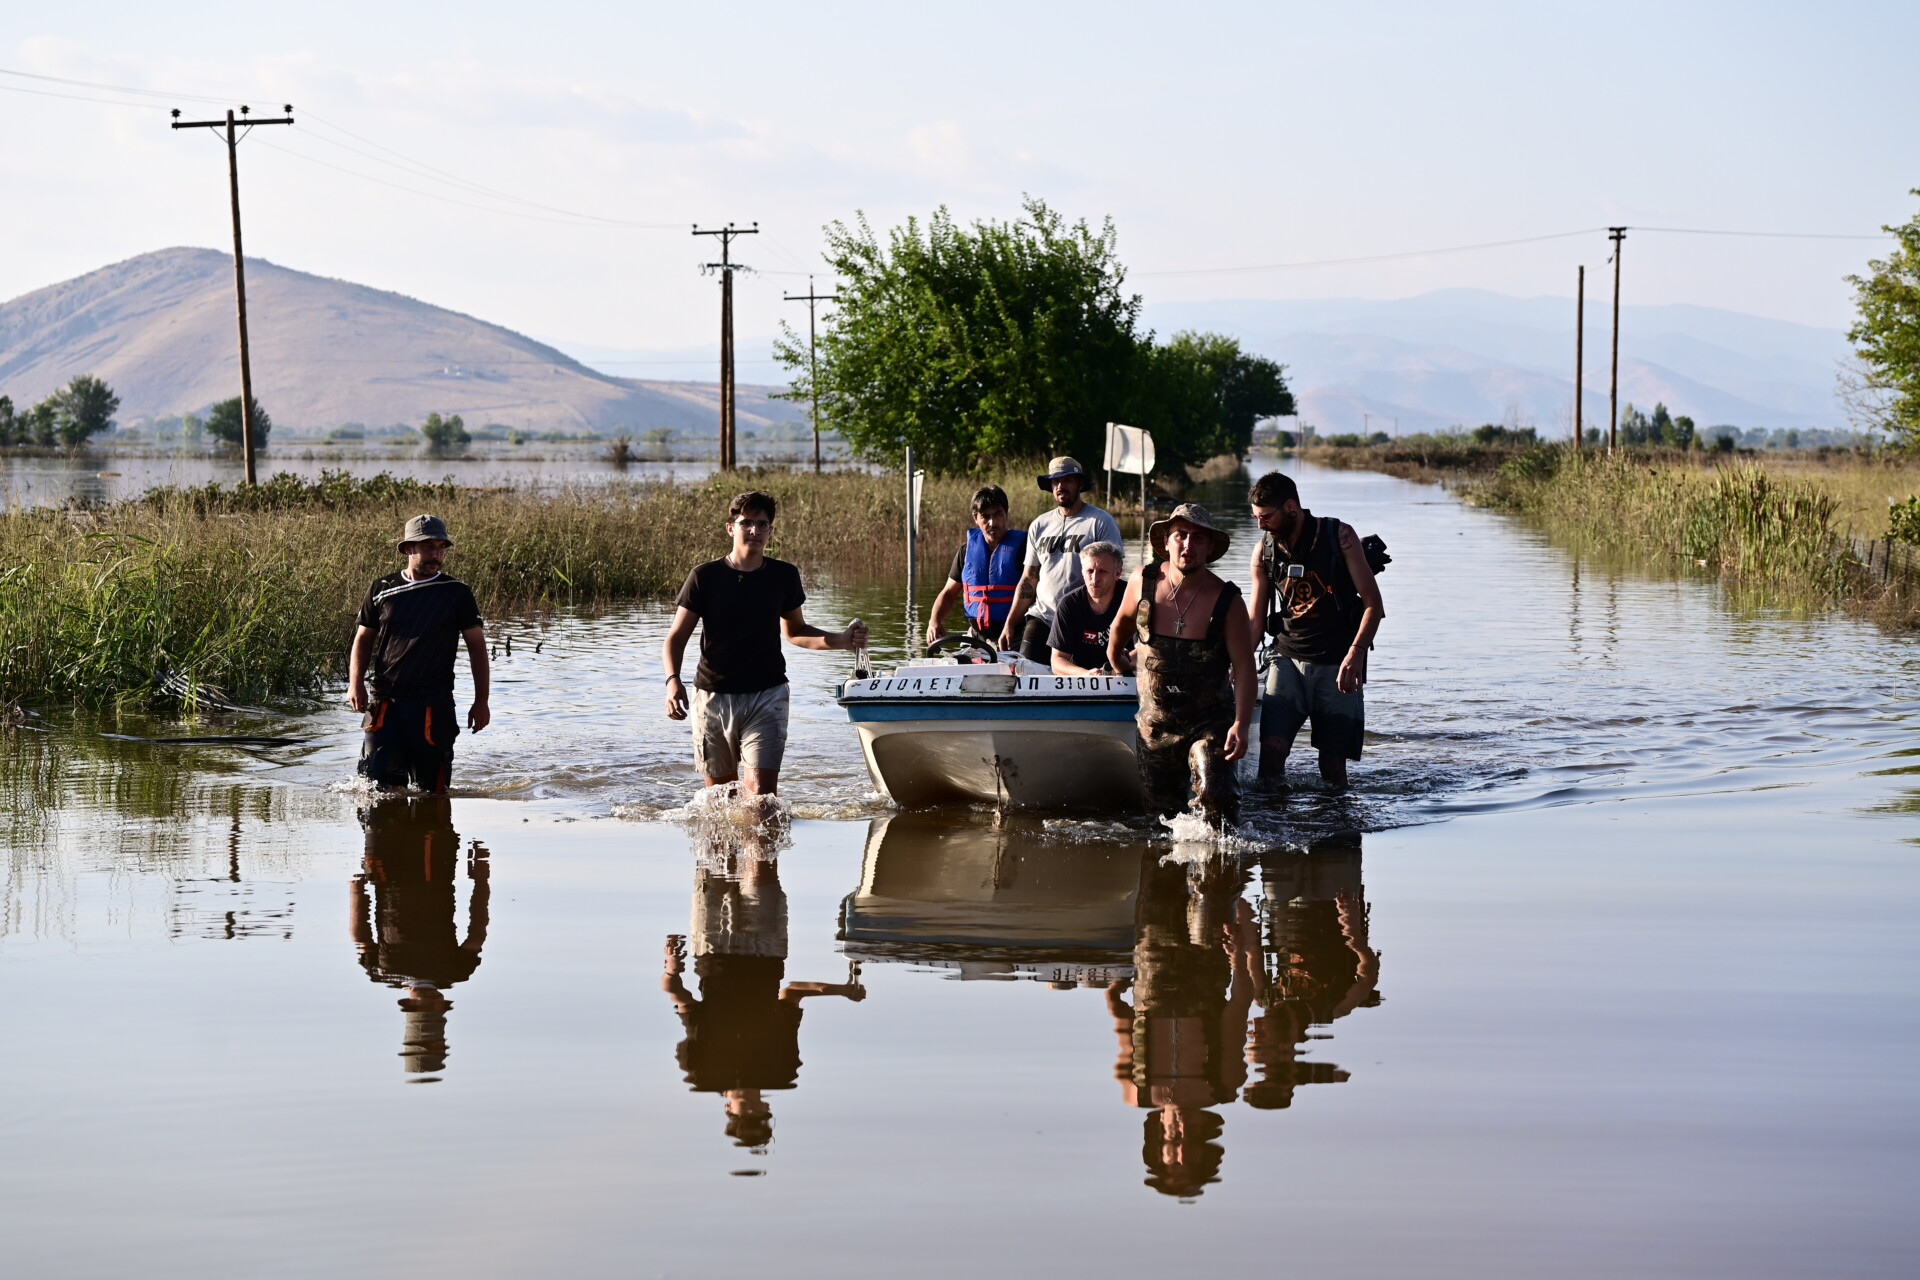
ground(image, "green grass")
xmin=1 ymin=465 xmax=1053 ymax=708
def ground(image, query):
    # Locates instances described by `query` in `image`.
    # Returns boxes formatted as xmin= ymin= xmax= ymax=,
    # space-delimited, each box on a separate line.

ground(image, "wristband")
xmin=665 ymin=673 xmax=682 ymax=684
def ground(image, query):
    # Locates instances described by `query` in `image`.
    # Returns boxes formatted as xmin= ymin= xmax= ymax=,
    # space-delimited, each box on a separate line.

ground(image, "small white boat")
xmin=838 ymin=641 xmax=1141 ymax=810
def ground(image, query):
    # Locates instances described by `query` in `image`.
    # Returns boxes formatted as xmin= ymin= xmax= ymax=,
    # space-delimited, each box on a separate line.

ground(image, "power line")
xmin=783 ymin=276 xmax=840 ymax=471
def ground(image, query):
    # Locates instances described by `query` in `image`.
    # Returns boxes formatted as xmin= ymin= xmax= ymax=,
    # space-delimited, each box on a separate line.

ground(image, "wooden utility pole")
xmin=783 ymin=277 xmax=841 ymax=472
xmin=171 ymin=104 xmax=295 ymax=485
xmin=1607 ymin=227 xmax=1626 ymax=455
xmin=693 ymin=223 xmax=758 ymax=469
xmin=1574 ymin=264 xmax=1585 ymax=451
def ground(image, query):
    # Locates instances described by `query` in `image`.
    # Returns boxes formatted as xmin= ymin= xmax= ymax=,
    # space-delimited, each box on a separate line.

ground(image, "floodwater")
xmin=0 ymin=437 xmax=843 ymax=509
xmin=3 ymin=462 xmax=1917 ymax=1278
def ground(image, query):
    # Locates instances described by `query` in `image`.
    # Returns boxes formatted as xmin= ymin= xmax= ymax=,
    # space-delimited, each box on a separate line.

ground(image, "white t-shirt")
xmin=1023 ymin=503 xmax=1125 ymax=623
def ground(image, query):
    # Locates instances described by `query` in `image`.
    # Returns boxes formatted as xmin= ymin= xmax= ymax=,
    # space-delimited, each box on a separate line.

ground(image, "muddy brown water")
xmin=2 ymin=461 xmax=1916 ymax=1278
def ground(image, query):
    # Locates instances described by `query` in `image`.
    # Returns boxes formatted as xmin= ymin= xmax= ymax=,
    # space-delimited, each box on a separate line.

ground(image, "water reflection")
xmin=350 ymin=797 xmax=490 ymax=1080
xmin=664 ymin=829 xmax=866 ymax=1152
xmin=838 ymin=812 xmax=1380 ymax=1197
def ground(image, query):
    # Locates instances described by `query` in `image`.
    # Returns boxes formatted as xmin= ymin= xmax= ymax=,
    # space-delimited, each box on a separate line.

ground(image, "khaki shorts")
xmin=691 ymin=684 xmax=791 ymax=778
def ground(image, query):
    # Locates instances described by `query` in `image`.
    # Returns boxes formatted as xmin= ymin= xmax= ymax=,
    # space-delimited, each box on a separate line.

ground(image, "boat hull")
xmin=849 ymin=707 xmax=1141 ymax=809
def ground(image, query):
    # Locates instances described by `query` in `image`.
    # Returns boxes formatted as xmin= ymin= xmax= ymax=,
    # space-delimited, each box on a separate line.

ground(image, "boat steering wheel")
xmin=926 ymin=634 xmax=1001 ymax=664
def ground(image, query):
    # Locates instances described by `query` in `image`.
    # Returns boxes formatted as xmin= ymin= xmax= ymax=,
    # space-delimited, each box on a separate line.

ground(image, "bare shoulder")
xmin=1337 ymin=522 xmax=1360 ymax=548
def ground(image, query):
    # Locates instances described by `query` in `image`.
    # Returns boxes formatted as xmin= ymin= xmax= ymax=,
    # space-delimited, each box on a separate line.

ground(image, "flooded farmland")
xmin=2 ymin=461 xmax=1916 ymax=1279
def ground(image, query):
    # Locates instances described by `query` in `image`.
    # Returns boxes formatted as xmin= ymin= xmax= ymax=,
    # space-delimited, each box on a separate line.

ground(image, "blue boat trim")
xmin=844 ymin=701 xmax=1137 ymax=723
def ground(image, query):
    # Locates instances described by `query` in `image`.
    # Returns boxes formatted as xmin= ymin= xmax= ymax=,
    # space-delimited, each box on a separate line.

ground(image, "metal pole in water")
xmin=1574 ymin=264 xmax=1585 ymax=452
xmin=904 ymin=444 xmax=917 ymax=658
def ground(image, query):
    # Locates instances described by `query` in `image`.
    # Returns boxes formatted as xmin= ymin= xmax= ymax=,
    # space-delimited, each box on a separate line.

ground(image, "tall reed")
xmin=0 ymin=465 xmax=1052 ymax=707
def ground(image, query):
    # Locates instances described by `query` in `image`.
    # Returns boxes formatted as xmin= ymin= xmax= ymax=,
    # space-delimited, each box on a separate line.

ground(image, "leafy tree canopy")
xmin=1845 ymin=189 xmax=1920 ymax=447
xmin=778 ymin=197 xmax=1292 ymax=473
xmin=420 ymin=412 xmax=470 ymax=448
xmin=51 ymin=374 xmax=120 ymax=446
xmin=206 ymin=396 xmax=272 ymax=447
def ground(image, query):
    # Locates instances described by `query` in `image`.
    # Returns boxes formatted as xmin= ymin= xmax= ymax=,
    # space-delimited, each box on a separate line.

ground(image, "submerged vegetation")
xmin=1458 ymin=446 xmax=1920 ymax=625
xmin=0 ymin=466 xmax=1050 ymax=708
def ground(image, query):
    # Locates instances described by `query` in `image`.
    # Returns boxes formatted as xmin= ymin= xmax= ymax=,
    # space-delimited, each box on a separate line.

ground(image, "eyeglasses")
xmin=731 ymin=519 xmax=771 ymax=532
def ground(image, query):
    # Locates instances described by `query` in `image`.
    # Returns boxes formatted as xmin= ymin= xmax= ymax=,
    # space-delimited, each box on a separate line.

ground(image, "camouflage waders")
xmin=1134 ymin=564 xmax=1242 ymax=825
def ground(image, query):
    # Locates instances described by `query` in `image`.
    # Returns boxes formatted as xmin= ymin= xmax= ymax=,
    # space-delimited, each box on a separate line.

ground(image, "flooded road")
xmin=3 ymin=462 xmax=1917 ymax=1278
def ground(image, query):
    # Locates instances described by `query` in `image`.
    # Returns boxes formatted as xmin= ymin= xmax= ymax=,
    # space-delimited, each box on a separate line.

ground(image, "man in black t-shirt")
xmin=348 ymin=514 xmax=491 ymax=793
xmin=1047 ymin=540 xmax=1125 ymax=674
xmin=661 ymin=491 xmax=867 ymax=797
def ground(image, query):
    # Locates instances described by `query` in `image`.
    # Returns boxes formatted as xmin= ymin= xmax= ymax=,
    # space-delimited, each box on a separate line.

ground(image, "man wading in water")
xmin=1108 ymin=504 xmax=1256 ymax=827
xmin=1246 ymin=472 xmax=1384 ymax=789
xmin=999 ymin=458 xmax=1124 ymax=664
xmin=348 ymin=515 xmax=491 ymax=794
xmin=662 ymin=491 xmax=868 ymax=799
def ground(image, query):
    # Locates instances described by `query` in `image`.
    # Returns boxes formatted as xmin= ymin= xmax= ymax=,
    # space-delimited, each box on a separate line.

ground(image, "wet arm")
xmin=1247 ymin=543 xmax=1272 ymax=634
xmin=347 ymin=626 xmax=375 ymax=711
xmin=998 ymin=564 xmax=1041 ymax=647
xmin=1337 ymin=525 xmax=1384 ymax=693
xmin=1223 ymin=596 xmax=1257 ymax=760
xmin=462 ymin=853 xmax=490 ymax=952
xmin=1107 ymin=572 xmax=1143 ymax=673
xmin=1051 ymin=648 xmax=1102 ymax=676
xmin=926 ymin=577 xmax=964 ymax=644
xmin=662 ymin=606 xmax=698 ymax=718
xmin=782 ymin=607 xmax=865 ymax=651
xmin=780 ymin=980 xmax=867 ymax=1003
xmin=463 ymin=625 xmax=491 ymax=731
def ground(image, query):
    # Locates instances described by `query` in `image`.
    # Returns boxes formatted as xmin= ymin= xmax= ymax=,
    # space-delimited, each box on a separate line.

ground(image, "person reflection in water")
xmin=662 ymin=842 xmax=865 ymax=1152
xmin=1105 ymin=855 xmax=1263 ymax=1198
xmin=349 ymin=795 xmax=489 ymax=1080
xmin=1244 ymin=832 xmax=1381 ymax=1110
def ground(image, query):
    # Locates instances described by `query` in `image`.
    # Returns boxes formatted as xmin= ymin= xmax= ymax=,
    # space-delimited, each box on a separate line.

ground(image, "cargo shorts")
xmin=1261 ymin=657 xmax=1365 ymax=761
xmin=691 ymin=684 xmax=791 ymax=779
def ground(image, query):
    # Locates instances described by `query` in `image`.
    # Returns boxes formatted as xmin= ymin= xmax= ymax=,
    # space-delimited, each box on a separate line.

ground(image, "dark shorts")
xmin=359 ymin=697 xmax=458 ymax=793
xmin=1262 ymin=657 xmax=1365 ymax=761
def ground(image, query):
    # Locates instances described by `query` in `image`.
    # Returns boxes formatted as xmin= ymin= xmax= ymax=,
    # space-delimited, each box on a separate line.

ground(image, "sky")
xmin=4 ymin=1 xmax=1916 ymax=378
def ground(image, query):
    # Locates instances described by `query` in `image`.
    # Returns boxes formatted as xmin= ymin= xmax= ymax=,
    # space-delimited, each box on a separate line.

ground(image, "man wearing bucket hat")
xmin=998 ymin=457 xmax=1124 ymax=664
xmin=1107 ymin=503 xmax=1256 ymax=827
xmin=347 ymin=514 xmax=491 ymax=793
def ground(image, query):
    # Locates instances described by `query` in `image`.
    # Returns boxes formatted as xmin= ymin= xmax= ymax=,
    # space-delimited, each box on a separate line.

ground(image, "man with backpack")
xmin=1246 ymin=472 xmax=1385 ymax=788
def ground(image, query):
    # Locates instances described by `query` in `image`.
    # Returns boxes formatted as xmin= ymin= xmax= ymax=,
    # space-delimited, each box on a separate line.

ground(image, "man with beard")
xmin=998 ymin=458 xmax=1124 ymax=664
xmin=1245 ymin=471 xmax=1384 ymax=788
xmin=348 ymin=515 xmax=490 ymax=794
xmin=1108 ymin=504 xmax=1257 ymax=827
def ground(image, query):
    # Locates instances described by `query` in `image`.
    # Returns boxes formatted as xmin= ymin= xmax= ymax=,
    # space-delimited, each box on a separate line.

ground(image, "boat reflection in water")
xmin=663 ymin=825 xmax=866 ymax=1153
xmin=349 ymin=796 xmax=490 ymax=1081
xmin=843 ymin=813 xmax=1382 ymax=1198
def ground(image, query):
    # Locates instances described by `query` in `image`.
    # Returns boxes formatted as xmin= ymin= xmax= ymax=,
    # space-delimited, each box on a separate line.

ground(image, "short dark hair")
xmin=729 ymin=490 xmax=777 ymax=522
xmin=1248 ymin=472 xmax=1299 ymax=509
xmin=970 ymin=485 xmax=1010 ymax=515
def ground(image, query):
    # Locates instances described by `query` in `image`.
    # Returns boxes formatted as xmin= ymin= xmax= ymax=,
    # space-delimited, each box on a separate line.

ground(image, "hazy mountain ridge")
xmin=0 ymin=248 xmax=803 ymax=436
xmin=1143 ymin=291 xmax=1850 ymax=434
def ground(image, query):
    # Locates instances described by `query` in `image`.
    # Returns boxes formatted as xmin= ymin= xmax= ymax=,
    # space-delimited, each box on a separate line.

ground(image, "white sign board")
xmin=910 ymin=468 xmax=926 ymax=536
xmin=1104 ymin=422 xmax=1156 ymax=476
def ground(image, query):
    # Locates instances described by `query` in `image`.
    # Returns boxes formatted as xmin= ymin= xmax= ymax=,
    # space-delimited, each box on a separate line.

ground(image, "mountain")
xmin=0 ymin=248 xmax=803 ymax=436
xmin=1143 ymin=290 xmax=1852 ymax=434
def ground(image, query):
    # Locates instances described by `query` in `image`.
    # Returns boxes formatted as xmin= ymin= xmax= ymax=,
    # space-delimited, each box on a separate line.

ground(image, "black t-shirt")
xmin=356 ymin=572 xmax=482 ymax=701
xmin=948 ymin=547 xmax=966 ymax=582
xmin=673 ymin=557 xmax=807 ymax=694
xmin=676 ymin=955 xmax=804 ymax=1092
xmin=1047 ymin=585 xmax=1122 ymax=670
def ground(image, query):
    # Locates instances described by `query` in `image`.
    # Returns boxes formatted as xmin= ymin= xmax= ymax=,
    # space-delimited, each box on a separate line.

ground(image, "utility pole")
xmin=1574 ymin=264 xmax=1585 ymax=452
xmin=693 ymin=222 xmax=758 ymax=469
xmin=171 ymin=104 xmax=295 ymax=485
xmin=783 ymin=276 xmax=841 ymax=472
xmin=1607 ymin=227 xmax=1626 ymax=455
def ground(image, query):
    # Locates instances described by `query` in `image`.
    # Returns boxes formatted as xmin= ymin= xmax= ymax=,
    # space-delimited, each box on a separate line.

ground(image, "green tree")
xmin=0 ymin=395 xmax=15 ymax=447
xmin=777 ymin=197 xmax=1143 ymax=471
xmin=1145 ymin=330 xmax=1293 ymax=462
xmin=1845 ymin=189 xmax=1920 ymax=446
xmin=420 ymin=412 xmax=470 ymax=449
xmin=206 ymin=396 xmax=272 ymax=448
xmin=23 ymin=397 xmax=59 ymax=446
xmin=51 ymin=374 xmax=120 ymax=446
